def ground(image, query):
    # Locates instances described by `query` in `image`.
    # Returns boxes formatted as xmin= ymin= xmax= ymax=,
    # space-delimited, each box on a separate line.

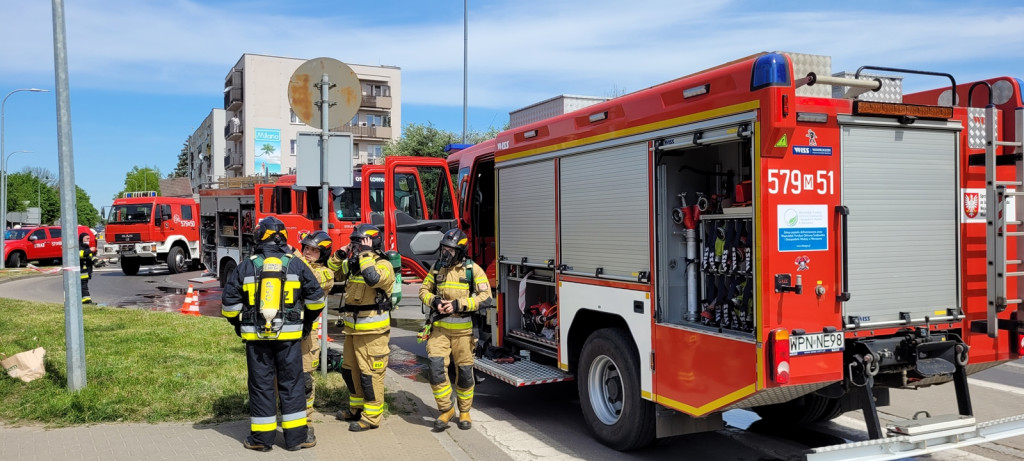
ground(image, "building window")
xmin=366 ymin=84 xmax=390 ymax=97
xmin=383 ymin=114 xmax=392 ymax=128
xmin=350 ymin=115 xmax=360 ymax=127
xmin=290 ymin=109 xmax=301 ymax=124
xmin=366 ymin=114 xmax=382 ymax=127
xmin=367 ymin=144 xmax=383 ymax=162
xmin=290 ymin=139 xmax=297 ymax=156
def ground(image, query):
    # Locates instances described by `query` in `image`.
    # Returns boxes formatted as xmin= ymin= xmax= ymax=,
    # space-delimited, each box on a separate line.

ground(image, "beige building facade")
xmin=219 ymin=54 xmax=401 ymax=180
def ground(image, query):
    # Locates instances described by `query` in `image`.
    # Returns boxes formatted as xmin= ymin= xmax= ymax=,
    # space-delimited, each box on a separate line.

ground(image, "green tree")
xmin=382 ymin=123 xmax=458 ymax=159
xmin=5 ymin=168 xmax=101 ymax=227
xmin=116 ymin=166 xmax=162 ymax=199
xmin=75 ymin=186 xmax=102 ymax=228
xmin=170 ymin=141 xmax=189 ymax=178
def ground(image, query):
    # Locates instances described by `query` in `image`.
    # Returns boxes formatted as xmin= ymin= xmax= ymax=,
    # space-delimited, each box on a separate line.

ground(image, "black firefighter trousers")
xmin=245 ymin=339 xmax=308 ymax=448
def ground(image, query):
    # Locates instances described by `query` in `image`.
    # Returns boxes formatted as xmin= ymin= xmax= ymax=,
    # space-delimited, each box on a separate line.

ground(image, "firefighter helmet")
xmin=438 ymin=228 xmax=468 ymax=267
xmin=300 ymin=230 xmax=333 ymax=264
xmin=255 ymin=216 xmax=288 ymax=245
xmin=350 ymin=223 xmax=382 ymax=253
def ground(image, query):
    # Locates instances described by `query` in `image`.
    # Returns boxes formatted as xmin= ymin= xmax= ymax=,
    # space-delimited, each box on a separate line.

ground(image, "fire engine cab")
xmin=103 ymin=192 xmax=201 ymax=275
xmin=387 ymin=52 xmax=1024 ymax=457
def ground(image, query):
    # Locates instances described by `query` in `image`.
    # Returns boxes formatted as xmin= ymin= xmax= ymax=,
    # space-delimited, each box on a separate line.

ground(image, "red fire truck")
xmin=197 ymin=166 xmax=450 ymax=284
xmin=103 ymin=192 xmax=201 ymax=275
xmin=383 ymin=52 xmax=1024 ymax=457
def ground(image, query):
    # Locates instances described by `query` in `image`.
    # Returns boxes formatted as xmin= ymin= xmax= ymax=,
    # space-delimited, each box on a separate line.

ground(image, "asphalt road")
xmin=4 ymin=262 xmax=1024 ymax=460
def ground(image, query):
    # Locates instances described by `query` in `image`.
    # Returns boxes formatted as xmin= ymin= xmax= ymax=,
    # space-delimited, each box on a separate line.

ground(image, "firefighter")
xmin=419 ymin=228 xmax=491 ymax=431
xmin=221 ymin=217 xmax=326 ymax=452
xmin=328 ymin=223 xmax=395 ymax=432
xmin=296 ymin=230 xmax=335 ymax=417
xmin=79 ymin=233 xmax=95 ymax=304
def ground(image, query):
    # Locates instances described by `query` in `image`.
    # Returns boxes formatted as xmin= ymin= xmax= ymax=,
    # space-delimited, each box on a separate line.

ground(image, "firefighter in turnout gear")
xmin=419 ymin=228 xmax=492 ymax=431
xmin=297 ymin=230 xmax=335 ymax=417
xmin=221 ymin=217 xmax=326 ymax=452
xmin=328 ymin=223 xmax=396 ymax=432
xmin=79 ymin=233 xmax=95 ymax=304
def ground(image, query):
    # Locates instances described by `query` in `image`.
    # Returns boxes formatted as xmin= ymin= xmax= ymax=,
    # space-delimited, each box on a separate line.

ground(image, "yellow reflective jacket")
xmin=329 ymin=250 xmax=395 ymax=335
xmin=419 ymin=260 xmax=491 ymax=335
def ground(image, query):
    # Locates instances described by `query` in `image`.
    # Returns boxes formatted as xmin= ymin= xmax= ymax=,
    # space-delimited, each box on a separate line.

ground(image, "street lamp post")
xmin=1 ymin=88 xmax=49 ymax=270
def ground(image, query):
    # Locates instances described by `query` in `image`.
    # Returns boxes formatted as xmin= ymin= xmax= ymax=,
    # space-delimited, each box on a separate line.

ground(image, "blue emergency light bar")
xmin=123 ymin=191 xmax=158 ymax=198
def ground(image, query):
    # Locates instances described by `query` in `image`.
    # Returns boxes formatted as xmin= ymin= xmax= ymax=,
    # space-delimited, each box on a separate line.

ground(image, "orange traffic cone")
xmin=180 ymin=284 xmax=200 ymax=316
xmin=184 ymin=291 xmax=201 ymax=316
xmin=316 ymin=313 xmax=333 ymax=342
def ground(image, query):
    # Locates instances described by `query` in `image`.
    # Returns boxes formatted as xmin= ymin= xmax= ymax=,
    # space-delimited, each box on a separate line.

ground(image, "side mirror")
xmin=28 ymin=235 xmax=38 ymax=241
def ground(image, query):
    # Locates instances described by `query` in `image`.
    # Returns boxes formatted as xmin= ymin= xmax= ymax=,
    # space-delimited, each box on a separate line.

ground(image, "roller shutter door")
xmin=560 ymin=143 xmax=650 ymax=278
xmin=497 ymin=159 xmax=556 ymax=265
xmin=842 ymin=125 xmax=957 ymax=324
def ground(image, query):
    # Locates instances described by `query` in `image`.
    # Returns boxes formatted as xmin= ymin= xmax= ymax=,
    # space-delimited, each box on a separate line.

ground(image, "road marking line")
xmin=969 ymin=377 xmax=1024 ymax=396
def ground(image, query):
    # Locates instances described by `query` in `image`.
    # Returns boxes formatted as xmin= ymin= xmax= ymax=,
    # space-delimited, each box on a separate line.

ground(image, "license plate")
xmin=789 ymin=332 xmax=844 ymax=356
xmin=120 ymin=244 xmax=136 ymax=256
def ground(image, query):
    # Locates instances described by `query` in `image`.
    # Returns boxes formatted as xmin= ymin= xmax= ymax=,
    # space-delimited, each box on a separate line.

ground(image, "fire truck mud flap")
xmin=805 ymin=414 xmax=1024 ymax=461
xmin=474 ymin=357 xmax=573 ymax=387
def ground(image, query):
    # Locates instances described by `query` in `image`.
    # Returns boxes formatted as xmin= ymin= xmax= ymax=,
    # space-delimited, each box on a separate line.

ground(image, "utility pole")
xmin=52 ymin=0 xmax=87 ymax=391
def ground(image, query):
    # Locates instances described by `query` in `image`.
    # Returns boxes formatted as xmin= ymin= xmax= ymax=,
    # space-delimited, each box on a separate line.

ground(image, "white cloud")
xmin=3 ymin=0 xmax=1024 ymax=107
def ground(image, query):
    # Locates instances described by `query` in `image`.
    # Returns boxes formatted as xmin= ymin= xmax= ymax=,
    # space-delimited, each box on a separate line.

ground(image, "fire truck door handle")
xmin=835 ymin=205 xmax=851 ymax=302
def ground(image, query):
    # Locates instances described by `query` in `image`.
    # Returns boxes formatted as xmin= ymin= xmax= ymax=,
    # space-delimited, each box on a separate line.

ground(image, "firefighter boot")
xmin=349 ymin=420 xmax=378 ymax=432
xmin=434 ymin=407 xmax=456 ymax=431
xmin=243 ymin=437 xmax=272 ymax=452
xmin=336 ymin=407 xmax=362 ymax=422
xmin=458 ymin=411 xmax=472 ymax=430
xmin=286 ymin=427 xmax=317 ymax=451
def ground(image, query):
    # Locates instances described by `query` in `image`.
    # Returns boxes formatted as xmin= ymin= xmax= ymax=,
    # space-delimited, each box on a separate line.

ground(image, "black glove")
xmin=451 ymin=299 xmax=461 ymax=312
xmin=302 ymin=314 xmax=316 ymax=337
xmin=431 ymin=297 xmax=443 ymax=310
xmin=228 ymin=317 xmax=241 ymax=337
xmin=348 ymin=254 xmax=361 ymax=271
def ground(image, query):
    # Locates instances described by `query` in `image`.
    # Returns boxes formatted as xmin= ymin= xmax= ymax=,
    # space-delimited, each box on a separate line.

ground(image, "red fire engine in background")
xmin=198 ymin=164 xmax=456 ymax=285
xmin=380 ymin=52 xmax=1024 ymax=457
xmin=102 ymin=192 xmax=201 ymax=275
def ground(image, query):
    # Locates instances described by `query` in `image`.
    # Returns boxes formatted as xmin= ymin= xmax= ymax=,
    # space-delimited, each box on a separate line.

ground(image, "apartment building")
xmin=186 ymin=109 xmax=226 ymax=190
xmin=219 ymin=53 xmax=401 ymax=180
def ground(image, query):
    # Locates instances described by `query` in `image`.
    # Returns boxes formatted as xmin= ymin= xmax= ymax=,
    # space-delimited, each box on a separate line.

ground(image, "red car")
xmin=3 ymin=225 xmax=96 ymax=268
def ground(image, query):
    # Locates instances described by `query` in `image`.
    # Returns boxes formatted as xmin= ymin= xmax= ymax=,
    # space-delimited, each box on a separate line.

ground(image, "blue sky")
xmin=2 ymin=0 xmax=1024 ymax=209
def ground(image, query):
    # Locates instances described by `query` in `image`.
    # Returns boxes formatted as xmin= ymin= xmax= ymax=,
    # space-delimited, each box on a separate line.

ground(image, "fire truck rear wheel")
xmin=577 ymin=327 xmax=655 ymax=451
xmin=166 ymin=246 xmax=187 ymax=274
xmin=219 ymin=259 xmax=237 ymax=288
xmin=120 ymin=258 xmax=140 ymax=275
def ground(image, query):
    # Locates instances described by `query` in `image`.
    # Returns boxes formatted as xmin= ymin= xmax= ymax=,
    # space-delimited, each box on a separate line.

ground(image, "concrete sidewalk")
xmin=0 ymin=366 xmax=511 ymax=461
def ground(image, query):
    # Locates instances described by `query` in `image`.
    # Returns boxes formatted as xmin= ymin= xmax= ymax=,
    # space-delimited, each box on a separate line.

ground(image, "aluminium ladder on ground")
xmin=986 ymin=104 xmax=1024 ymax=338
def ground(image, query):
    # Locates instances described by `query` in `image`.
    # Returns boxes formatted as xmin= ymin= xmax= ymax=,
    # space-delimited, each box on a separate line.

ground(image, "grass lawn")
xmin=0 ymin=268 xmax=42 ymax=282
xmin=0 ymin=298 xmax=352 ymax=426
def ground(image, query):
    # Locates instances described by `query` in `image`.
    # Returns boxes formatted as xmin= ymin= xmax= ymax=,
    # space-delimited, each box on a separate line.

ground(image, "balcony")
xmin=224 ymin=121 xmax=243 ymax=141
xmin=224 ymin=87 xmax=242 ymax=111
xmin=224 ymin=152 xmax=243 ymax=170
xmin=335 ymin=125 xmax=393 ymax=139
xmin=361 ymin=95 xmax=392 ymax=109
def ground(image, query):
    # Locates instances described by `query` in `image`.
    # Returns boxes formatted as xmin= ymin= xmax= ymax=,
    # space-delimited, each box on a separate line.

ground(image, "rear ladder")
xmin=985 ymin=105 xmax=1024 ymax=338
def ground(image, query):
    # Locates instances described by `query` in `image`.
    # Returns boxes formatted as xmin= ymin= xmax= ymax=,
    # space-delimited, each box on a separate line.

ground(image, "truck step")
xmin=474 ymin=357 xmax=574 ymax=387
xmin=887 ymin=413 xmax=975 ymax=436
xmin=808 ymin=414 xmax=1024 ymax=461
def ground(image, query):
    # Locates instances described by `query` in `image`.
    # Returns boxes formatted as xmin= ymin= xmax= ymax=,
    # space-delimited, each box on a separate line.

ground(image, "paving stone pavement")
xmin=0 ymin=368 xmax=512 ymax=461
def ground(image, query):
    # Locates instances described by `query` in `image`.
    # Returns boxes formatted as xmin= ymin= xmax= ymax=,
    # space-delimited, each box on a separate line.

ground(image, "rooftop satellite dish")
xmin=288 ymin=57 xmax=362 ymax=130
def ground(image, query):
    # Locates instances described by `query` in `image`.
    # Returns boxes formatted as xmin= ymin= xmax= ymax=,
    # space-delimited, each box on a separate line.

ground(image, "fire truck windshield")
xmin=332 ymin=187 xmax=362 ymax=220
xmin=108 ymin=204 xmax=152 ymax=224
